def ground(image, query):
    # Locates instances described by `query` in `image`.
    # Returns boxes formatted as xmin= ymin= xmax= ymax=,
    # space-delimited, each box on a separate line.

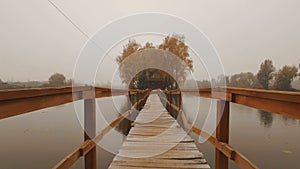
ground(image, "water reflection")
xmin=96 ymin=95 xmax=132 ymax=136
xmin=281 ymin=115 xmax=298 ymax=126
xmin=116 ymin=109 xmax=139 ymax=136
xmin=258 ymin=110 xmax=274 ymax=128
xmin=258 ymin=110 xmax=300 ymax=127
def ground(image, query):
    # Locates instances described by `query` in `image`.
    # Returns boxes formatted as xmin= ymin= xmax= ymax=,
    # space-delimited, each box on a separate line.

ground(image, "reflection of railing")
xmin=161 ymin=87 xmax=300 ymax=169
xmin=0 ymin=86 xmax=151 ymax=169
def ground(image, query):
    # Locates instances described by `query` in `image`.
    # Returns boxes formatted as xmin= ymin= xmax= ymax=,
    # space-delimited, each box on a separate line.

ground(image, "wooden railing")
xmin=161 ymin=87 xmax=300 ymax=169
xmin=0 ymin=86 xmax=151 ymax=169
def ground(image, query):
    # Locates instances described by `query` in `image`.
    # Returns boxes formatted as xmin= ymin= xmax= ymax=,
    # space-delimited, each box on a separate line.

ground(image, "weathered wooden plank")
xmin=84 ymin=98 xmax=96 ymax=169
xmin=234 ymin=94 xmax=300 ymax=120
xmin=126 ymin=136 xmax=194 ymax=143
xmin=108 ymin=93 xmax=210 ymax=169
xmin=181 ymin=87 xmax=300 ymax=104
xmin=215 ymin=100 xmax=230 ymax=169
xmin=94 ymin=87 xmax=127 ymax=98
xmin=0 ymin=86 xmax=88 ymax=101
xmin=113 ymin=157 xmax=207 ymax=163
xmin=110 ymin=161 xmax=210 ymax=169
xmin=181 ymin=87 xmax=300 ymax=119
xmin=109 ymin=165 xmax=209 ymax=169
xmin=0 ymin=86 xmax=136 ymax=120
xmin=0 ymin=92 xmax=82 ymax=119
xmin=225 ymin=87 xmax=300 ymax=104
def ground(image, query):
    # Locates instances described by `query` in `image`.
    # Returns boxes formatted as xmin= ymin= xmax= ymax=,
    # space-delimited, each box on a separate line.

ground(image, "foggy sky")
xmin=0 ymin=0 xmax=299 ymax=82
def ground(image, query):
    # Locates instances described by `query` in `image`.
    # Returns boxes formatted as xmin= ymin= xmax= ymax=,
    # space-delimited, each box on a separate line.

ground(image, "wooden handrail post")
xmin=215 ymin=100 xmax=230 ymax=169
xmin=84 ymin=90 xmax=96 ymax=169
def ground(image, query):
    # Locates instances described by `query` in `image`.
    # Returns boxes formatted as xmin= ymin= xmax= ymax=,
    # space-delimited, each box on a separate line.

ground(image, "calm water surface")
xmin=0 ymin=95 xmax=299 ymax=169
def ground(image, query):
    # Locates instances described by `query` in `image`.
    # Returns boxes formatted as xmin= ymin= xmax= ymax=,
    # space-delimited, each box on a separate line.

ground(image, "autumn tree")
xmin=116 ymin=40 xmax=140 ymax=64
xmin=257 ymin=59 xmax=275 ymax=89
xmin=116 ymin=34 xmax=193 ymax=90
xmin=48 ymin=73 xmax=66 ymax=86
xmin=273 ymin=65 xmax=298 ymax=91
xmin=158 ymin=34 xmax=193 ymax=72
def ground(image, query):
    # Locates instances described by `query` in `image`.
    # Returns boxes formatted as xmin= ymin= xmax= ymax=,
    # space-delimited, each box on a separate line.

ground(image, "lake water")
xmin=0 ymin=95 xmax=299 ymax=169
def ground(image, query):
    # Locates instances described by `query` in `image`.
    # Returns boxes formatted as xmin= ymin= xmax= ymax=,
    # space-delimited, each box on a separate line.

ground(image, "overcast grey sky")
xmin=0 ymin=0 xmax=299 ymax=82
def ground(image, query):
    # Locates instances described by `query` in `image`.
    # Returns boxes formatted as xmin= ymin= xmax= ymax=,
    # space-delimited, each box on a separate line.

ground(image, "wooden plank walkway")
xmin=109 ymin=93 xmax=210 ymax=169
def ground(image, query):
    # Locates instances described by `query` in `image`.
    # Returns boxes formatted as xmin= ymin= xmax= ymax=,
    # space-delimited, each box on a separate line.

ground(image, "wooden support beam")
xmin=234 ymin=94 xmax=300 ymax=120
xmin=0 ymin=91 xmax=82 ymax=119
xmin=215 ymin=100 xmax=230 ymax=169
xmin=84 ymin=93 xmax=96 ymax=169
xmin=179 ymin=87 xmax=300 ymax=119
xmin=0 ymin=86 xmax=89 ymax=101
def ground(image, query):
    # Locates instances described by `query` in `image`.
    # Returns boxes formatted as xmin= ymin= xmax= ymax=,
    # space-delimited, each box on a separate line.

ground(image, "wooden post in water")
xmin=83 ymin=89 xmax=96 ymax=169
xmin=215 ymin=100 xmax=230 ymax=169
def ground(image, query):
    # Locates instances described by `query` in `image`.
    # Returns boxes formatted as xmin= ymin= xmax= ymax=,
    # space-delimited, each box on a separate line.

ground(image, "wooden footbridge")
xmin=0 ymin=86 xmax=299 ymax=169
xmin=109 ymin=93 xmax=210 ymax=169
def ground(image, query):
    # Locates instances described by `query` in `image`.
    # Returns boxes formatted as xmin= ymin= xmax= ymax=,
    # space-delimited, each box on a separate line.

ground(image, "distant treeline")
xmin=1 ymin=59 xmax=299 ymax=91
xmin=197 ymin=59 xmax=299 ymax=91
xmin=0 ymin=73 xmax=72 ymax=90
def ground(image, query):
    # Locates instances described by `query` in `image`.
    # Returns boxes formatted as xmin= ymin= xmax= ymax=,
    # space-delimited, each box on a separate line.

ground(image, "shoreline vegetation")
xmin=196 ymin=59 xmax=299 ymax=92
xmin=1 ymin=59 xmax=299 ymax=91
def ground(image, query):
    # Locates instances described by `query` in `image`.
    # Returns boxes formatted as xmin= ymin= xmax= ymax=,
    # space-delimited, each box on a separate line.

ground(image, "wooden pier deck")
xmin=109 ymin=93 xmax=210 ymax=169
